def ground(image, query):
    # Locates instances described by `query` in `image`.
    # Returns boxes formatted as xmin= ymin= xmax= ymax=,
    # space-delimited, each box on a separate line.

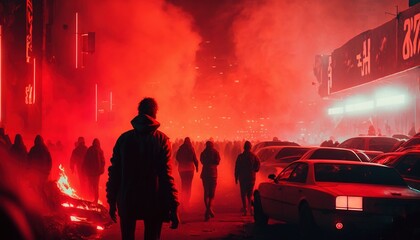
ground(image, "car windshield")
xmin=369 ymin=138 xmax=399 ymax=152
xmin=256 ymin=148 xmax=280 ymax=162
xmin=275 ymin=148 xmax=310 ymax=159
xmin=309 ymin=149 xmax=360 ymax=161
xmin=314 ymin=163 xmax=407 ymax=186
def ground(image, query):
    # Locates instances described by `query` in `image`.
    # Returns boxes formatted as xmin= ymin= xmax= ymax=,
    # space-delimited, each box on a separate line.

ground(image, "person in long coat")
xmin=175 ymin=137 xmax=198 ymax=207
xmin=82 ymin=138 xmax=105 ymax=203
xmin=70 ymin=137 xmax=88 ymax=195
xmin=200 ymin=140 xmax=220 ymax=221
xmin=235 ymin=141 xmax=260 ymax=216
xmin=28 ymin=135 xmax=52 ymax=190
xmin=10 ymin=134 xmax=28 ymax=168
xmin=106 ymin=97 xmax=179 ymax=240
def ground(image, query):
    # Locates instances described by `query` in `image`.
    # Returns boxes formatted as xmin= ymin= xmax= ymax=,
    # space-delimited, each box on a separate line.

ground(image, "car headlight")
xmin=336 ymin=196 xmax=363 ymax=211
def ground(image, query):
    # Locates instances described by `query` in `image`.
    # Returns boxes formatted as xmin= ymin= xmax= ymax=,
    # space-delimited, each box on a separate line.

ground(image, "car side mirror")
xmin=268 ymin=174 xmax=276 ymax=180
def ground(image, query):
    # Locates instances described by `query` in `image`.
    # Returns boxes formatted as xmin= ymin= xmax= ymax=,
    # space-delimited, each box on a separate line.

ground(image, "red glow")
xmin=0 ymin=25 xmax=2 ymax=122
xmin=70 ymin=215 xmax=87 ymax=222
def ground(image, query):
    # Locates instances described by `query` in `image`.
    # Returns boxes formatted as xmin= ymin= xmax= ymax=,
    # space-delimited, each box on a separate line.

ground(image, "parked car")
xmin=252 ymin=140 xmax=299 ymax=153
xmin=393 ymin=137 xmax=420 ymax=152
xmin=257 ymin=146 xmax=314 ymax=177
xmin=299 ymin=147 xmax=362 ymax=162
xmin=255 ymin=146 xmax=287 ymax=163
xmin=338 ymin=136 xmax=400 ymax=153
xmin=392 ymin=134 xmax=411 ymax=141
xmin=370 ymin=150 xmax=420 ymax=190
xmin=253 ymin=160 xmax=420 ymax=238
xmin=353 ymin=149 xmax=383 ymax=162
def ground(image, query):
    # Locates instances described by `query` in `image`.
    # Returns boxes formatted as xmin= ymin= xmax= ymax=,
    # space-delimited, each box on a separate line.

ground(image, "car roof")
xmin=347 ymin=136 xmax=399 ymax=139
xmin=373 ymin=149 xmax=420 ymax=159
xmin=295 ymin=159 xmax=388 ymax=167
xmin=300 ymin=147 xmax=362 ymax=161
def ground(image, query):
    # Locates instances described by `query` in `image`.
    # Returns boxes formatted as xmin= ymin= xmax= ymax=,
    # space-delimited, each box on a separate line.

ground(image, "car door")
xmin=268 ymin=163 xmax=299 ymax=220
xmin=279 ymin=163 xmax=309 ymax=223
xmin=394 ymin=154 xmax=420 ymax=190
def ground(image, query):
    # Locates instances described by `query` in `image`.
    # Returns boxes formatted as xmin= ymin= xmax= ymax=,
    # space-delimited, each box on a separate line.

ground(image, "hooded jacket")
xmin=106 ymin=114 xmax=178 ymax=220
xmin=175 ymin=138 xmax=198 ymax=172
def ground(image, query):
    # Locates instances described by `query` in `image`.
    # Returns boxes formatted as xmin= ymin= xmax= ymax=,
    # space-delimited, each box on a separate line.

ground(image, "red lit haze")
xmin=0 ymin=0 xmax=410 ymax=220
xmin=36 ymin=0 xmax=408 ymax=146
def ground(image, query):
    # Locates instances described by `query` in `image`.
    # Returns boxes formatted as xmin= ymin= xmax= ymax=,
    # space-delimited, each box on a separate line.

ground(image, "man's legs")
xmin=144 ymin=218 xmax=163 ymax=240
xmin=239 ymin=181 xmax=248 ymax=215
xmin=120 ymin=217 xmax=136 ymax=240
xmin=180 ymin=171 xmax=194 ymax=206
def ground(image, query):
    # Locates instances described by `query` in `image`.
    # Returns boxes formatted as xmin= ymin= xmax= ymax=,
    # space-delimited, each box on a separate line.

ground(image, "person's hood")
xmin=131 ymin=114 xmax=160 ymax=133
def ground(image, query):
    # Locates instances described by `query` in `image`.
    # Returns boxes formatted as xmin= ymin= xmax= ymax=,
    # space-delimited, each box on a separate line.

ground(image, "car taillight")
xmin=336 ymin=196 xmax=363 ymax=211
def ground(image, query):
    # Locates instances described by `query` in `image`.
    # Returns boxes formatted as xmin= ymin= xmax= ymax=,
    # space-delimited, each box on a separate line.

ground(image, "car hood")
xmin=316 ymin=182 xmax=420 ymax=198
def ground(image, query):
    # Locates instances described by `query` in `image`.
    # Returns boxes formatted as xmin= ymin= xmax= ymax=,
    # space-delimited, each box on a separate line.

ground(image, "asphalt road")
xmin=100 ymin=210 xmax=258 ymax=240
xmin=98 ymin=209 xmax=419 ymax=240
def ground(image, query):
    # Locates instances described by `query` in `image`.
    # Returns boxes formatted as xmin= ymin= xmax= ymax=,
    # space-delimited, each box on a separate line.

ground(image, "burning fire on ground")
xmin=50 ymin=164 xmax=112 ymax=237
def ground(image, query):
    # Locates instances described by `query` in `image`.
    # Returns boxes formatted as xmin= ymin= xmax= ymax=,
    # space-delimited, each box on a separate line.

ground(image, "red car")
xmin=253 ymin=160 xmax=420 ymax=238
xmin=370 ymin=150 xmax=420 ymax=191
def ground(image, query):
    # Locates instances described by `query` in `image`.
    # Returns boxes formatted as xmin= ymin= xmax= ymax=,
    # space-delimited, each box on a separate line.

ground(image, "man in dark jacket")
xmin=235 ymin=141 xmax=260 ymax=216
xmin=106 ymin=97 xmax=179 ymax=240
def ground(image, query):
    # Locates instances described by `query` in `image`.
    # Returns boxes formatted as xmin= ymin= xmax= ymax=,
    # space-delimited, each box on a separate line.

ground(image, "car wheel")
xmin=299 ymin=203 xmax=318 ymax=239
xmin=253 ymin=190 xmax=268 ymax=226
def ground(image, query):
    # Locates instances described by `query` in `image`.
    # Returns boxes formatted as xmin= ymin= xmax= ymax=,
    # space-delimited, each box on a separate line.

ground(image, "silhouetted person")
xmin=106 ymin=97 xmax=179 ymax=240
xmin=28 ymin=135 xmax=52 ymax=191
xmin=175 ymin=137 xmax=198 ymax=208
xmin=368 ymin=125 xmax=376 ymax=136
xmin=235 ymin=141 xmax=260 ymax=216
xmin=82 ymin=138 xmax=105 ymax=203
xmin=70 ymin=137 xmax=88 ymax=195
xmin=200 ymin=140 xmax=220 ymax=221
xmin=10 ymin=134 xmax=28 ymax=168
xmin=0 ymin=127 xmax=12 ymax=151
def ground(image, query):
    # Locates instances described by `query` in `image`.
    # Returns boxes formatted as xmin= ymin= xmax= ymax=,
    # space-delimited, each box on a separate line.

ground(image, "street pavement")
xmin=100 ymin=210 xmax=259 ymax=240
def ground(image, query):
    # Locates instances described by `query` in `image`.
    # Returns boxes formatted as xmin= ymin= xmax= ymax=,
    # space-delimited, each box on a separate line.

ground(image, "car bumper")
xmin=314 ymin=209 xmax=420 ymax=232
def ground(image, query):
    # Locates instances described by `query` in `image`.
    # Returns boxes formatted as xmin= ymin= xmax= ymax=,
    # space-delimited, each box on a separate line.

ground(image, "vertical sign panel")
xmin=26 ymin=0 xmax=33 ymax=63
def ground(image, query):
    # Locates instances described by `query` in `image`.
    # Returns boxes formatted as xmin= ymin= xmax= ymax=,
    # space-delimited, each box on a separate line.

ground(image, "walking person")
xmin=10 ymin=134 xmax=28 ymax=168
xmin=235 ymin=141 xmax=260 ymax=216
xmin=28 ymin=135 xmax=53 ymax=192
xmin=70 ymin=137 xmax=88 ymax=195
xmin=200 ymin=140 xmax=220 ymax=221
xmin=175 ymin=137 xmax=198 ymax=208
xmin=106 ymin=97 xmax=179 ymax=240
xmin=82 ymin=138 xmax=105 ymax=203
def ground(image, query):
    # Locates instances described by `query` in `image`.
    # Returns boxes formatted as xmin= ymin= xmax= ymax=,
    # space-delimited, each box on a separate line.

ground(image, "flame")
xmin=61 ymin=202 xmax=102 ymax=212
xmin=70 ymin=215 xmax=87 ymax=222
xmin=57 ymin=164 xmax=80 ymax=199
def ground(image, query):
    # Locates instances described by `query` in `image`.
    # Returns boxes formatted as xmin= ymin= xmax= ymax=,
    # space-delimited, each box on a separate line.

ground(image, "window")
xmin=310 ymin=149 xmax=360 ymax=161
xmin=314 ymin=163 xmax=407 ymax=186
xmin=276 ymin=163 xmax=297 ymax=181
xmin=396 ymin=155 xmax=420 ymax=180
xmin=340 ymin=138 xmax=364 ymax=150
xmin=369 ymin=138 xmax=399 ymax=152
xmin=287 ymin=163 xmax=308 ymax=183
